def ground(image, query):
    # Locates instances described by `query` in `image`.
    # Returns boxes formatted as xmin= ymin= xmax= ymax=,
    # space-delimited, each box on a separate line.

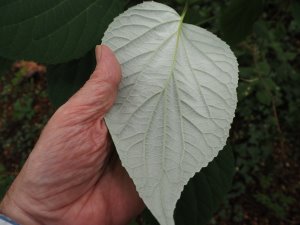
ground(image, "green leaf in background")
xmin=47 ymin=50 xmax=96 ymax=108
xmin=0 ymin=0 xmax=123 ymax=64
xmin=142 ymin=146 xmax=235 ymax=225
xmin=256 ymin=89 xmax=272 ymax=105
xmin=220 ymin=0 xmax=264 ymax=45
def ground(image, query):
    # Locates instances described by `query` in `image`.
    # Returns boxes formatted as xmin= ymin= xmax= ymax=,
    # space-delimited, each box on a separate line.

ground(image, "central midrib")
xmin=161 ymin=5 xmax=187 ymax=164
xmin=142 ymin=6 xmax=188 ymax=187
xmin=160 ymin=5 xmax=188 ymax=219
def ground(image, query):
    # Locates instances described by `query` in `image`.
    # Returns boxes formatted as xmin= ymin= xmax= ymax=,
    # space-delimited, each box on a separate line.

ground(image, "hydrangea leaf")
xmin=102 ymin=2 xmax=238 ymax=225
xmin=0 ymin=0 xmax=123 ymax=64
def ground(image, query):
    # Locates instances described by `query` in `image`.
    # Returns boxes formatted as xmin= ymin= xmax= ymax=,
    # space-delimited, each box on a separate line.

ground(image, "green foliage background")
xmin=1 ymin=0 xmax=300 ymax=224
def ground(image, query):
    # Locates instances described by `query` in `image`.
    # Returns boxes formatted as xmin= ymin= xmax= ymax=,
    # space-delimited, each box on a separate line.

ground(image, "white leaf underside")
xmin=102 ymin=2 xmax=238 ymax=225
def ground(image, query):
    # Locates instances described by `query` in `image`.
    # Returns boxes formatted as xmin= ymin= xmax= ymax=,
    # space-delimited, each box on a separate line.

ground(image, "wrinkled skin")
xmin=0 ymin=46 xmax=144 ymax=225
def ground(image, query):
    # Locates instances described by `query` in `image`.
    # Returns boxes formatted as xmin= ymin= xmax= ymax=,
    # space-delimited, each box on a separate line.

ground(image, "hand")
xmin=0 ymin=45 xmax=145 ymax=225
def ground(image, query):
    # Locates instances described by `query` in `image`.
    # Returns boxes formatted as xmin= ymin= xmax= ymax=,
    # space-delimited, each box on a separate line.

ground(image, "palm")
xmin=21 ymin=113 xmax=144 ymax=225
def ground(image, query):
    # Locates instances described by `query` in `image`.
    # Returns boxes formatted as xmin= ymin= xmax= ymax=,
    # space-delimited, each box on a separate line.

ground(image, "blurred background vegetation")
xmin=1 ymin=0 xmax=299 ymax=224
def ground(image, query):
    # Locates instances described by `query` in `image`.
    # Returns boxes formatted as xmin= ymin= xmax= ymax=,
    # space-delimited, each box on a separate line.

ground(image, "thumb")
xmin=62 ymin=45 xmax=121 ymax=120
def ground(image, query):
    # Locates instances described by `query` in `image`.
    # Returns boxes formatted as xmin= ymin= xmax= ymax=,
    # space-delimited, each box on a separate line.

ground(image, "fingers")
xmin=61 ymin=45 xmax=121 ymax=120
xmin=93 ymin=45 xmax=121 ymax=86
xmin=95 ymin=45 xmax=102 ymax=63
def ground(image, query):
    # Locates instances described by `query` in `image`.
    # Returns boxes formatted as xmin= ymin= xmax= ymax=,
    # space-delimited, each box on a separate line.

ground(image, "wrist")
xmin=0 ymin=192 xmax=40 ymax=225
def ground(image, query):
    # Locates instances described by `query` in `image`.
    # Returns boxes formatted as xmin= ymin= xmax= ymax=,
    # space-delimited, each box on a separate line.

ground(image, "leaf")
xmin=47 ymin=50 xmax=95 ymax=108
xmin=220 ymin=0 xmax=264 ymax=45
xmin=0 ymin=0 xmax=123 ymax=64
xmin=142 ymin=146 xmax=235 ymax=225
xmin=102 ymin=2 xmax=238 ymax=225
xmin=256 ymin=89 xmax=271 ymax=105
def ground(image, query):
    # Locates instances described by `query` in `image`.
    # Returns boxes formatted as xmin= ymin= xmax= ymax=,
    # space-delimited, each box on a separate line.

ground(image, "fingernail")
xmin=95 ymin=45 xmax=102 ymax=64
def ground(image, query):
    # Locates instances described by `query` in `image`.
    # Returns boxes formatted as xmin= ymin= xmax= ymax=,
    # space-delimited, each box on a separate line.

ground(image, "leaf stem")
xmin=181 ymin=1 xmax=189 ymax=21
